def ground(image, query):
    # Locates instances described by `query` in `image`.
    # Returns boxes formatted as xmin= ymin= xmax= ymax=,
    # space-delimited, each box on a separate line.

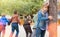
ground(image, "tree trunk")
xmin=49 ymin=0 xmax=57 ymax=22
xmin=48 ymin=0 xmax=57 ymax=37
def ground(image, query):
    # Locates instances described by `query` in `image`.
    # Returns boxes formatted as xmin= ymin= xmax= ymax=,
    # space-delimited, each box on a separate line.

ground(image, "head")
xmin=27 ymin=15 xmax=31 ymax=19
xmin=42 ymin=3 xmax=49 ymax=13
xmin=14 ymin=10 xmax=18 ymax=14
xmin=1 ymin=13 xmax=6 ymax=17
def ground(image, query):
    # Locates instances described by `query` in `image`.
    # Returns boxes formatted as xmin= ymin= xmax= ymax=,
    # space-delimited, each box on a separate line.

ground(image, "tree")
xmin=49 ymin=0 xmax=57 ymax=22
xmin=49 ymin=0 xmax=57 ymax=37
xmin=0 ymin=0 xmax=44 ymax=15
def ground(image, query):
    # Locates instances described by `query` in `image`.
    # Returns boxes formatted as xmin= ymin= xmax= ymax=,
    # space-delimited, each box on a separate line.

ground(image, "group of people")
xmin=0 ymin=3 xmax=53 ymax=37
xmin=0 ymin=10 xmax=20 ymax=37
xmin=22 ymin=3 xmax=53 ymax=37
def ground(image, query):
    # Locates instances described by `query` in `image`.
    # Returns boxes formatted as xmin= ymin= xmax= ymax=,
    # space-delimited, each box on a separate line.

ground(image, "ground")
xmin=0 ymin=24 xmax=59 ymax=37
xmin=1 ymin=25 xmax=49 ymax=37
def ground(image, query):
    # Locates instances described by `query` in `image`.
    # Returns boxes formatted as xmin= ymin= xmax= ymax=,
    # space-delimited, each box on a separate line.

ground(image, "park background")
xmin=0 ymin=0 xmax=60 ymax=37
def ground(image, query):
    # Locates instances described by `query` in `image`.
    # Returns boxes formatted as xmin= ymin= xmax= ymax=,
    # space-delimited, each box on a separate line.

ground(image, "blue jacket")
xmin=0 ymin=16 xmax=9 ymax=25
xmin=37 ymin=10 xmax=49 ymax=30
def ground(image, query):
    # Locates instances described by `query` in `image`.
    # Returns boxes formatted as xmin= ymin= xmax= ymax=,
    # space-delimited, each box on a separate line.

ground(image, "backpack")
xmin=33 ymin=14 xmax=38 ymax=28
xmin=33 ymin=14 xmax=38 ymax=23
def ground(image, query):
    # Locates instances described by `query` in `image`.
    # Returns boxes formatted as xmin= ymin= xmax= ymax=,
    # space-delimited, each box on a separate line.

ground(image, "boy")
xmin=9 ymin=10 xmax=20 ymax=37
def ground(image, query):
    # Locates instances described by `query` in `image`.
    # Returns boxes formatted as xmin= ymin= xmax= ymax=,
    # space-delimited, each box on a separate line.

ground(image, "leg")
xmin=31 ymin=29 xmax=36 ymax=37
xmin=9 ymin=25 xmax=15 ymax=37
xmin=29 ymin=26 xmax=32 ymax=37
xmin=15 ymin=25 xmax=19 ymax=37
xmin=36 ymin=28 xmax=41 ymax=37
xmin=2 ymin=29 xmax=5 ymax=37
xmin=26 ymin=31 xmax=28 ymax=37
xmin=29 ymin=32 xmax=32 ymax=37
xmin=0 ymin=32 xmax=1 ymax=37
xmin=24 ymin=28 xmax=28 ymax=37
xmin=41 ymin=30 xmax=46 ymax=37
xmin=24 ymin=25 xmax=28 ymax=37
xmin=2 ymin=25 xmax=6 ymax=37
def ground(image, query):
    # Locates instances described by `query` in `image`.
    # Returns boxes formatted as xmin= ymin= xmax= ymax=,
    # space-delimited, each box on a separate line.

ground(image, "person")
xmin=36 ymin=3 xmax=53 ymax=37
xmin=0 ymin=19 xmax=4 ymax=37
xmin=9 ymin=10 xmax=20 ymax=37
xmin=0 ymin=13 xmax=9 ymax=37
xmin=23 ymin=15 xmax=32 ymax=37
xmin=31 ymin=13 xmax=38 ymax=37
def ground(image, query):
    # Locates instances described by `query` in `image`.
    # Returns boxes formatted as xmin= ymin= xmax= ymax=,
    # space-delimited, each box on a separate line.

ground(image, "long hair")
xmin=47 ymin=5 xmax=49 ymax=15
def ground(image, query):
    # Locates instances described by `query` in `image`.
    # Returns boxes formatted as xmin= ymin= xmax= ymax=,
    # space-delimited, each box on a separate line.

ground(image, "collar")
xmin=40 ymin=10 xmax=45 ymax=15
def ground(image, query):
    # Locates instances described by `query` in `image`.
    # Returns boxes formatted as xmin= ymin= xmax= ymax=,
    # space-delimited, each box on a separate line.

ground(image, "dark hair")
xmin=47 ymin=5 xmax=49 ymax=15
xmin=14 ymin=10 xmax=17 ymax=14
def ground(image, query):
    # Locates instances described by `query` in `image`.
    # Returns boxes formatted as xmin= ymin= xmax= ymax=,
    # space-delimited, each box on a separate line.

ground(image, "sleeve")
xmin=37 ymin=12 xmax=41 ymax=27
xmin=5 ymin=17 xmax=11 ymax=25
xmin=8 ymin=17 xmax=13 ymax=25
xmin=5 ymin=17 xmax=9 ymax=22
xmin=37 ymin=12 xmax=49 ymax=28
xmin=39 ymin=13 xmax=49 ymax=21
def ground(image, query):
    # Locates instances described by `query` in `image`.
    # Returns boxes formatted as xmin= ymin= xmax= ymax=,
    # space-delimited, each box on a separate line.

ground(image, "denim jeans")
xmin=36 ymin=28 xmax=46 ymax=37
xmin=11 ymin=22 xmax=19 ymax=37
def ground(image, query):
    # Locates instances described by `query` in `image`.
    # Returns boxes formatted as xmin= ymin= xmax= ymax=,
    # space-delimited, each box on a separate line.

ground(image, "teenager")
xmin=23 ymin=15 xmax=32 ymax=37
xmin=9 ymin=10 xmax=20 ymax=37
xmin=36 ymin=3 xmax=53 ymax=37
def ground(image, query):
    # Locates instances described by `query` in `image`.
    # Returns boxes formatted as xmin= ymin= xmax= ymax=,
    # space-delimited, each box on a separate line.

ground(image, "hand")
xmin=8 ymin=22 xmax=10 ymax=26
xmin=28 ymin=21 xmax=31 ymax=23
xmin=48 ymin=16 xmax=53 ymax=20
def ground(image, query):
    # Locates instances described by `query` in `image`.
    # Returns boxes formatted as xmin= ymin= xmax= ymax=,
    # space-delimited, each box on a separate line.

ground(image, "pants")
xmin=3 ymin=25 xmax=6 ymax=30
xmin=11 ymin=23 xmax=19 ymax=37
xmin=36 ymin=28 xmax=46 ymax=37
xmin=23 ymin=25 xmax=32 ymax=37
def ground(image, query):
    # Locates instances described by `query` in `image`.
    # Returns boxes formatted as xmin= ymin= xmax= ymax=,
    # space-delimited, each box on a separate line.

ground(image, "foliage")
xmin=0 ymin=0 xmax=44 ymax=15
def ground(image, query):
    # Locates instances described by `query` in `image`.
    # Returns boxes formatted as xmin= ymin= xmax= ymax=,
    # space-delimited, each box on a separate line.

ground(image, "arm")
xmin=37 ymin=12 xmax=49 ymax=27
xmin=38 ymin=12 xmax=49 ymax=21
xmin=5 ymin=17 xmax=11 ymax=25
xmin=36 ymin=12 xmax=41 ymax=28
xmin=8 ymin=17 xmax=13 ymax=25
xmin=18 ymin=17 xmax=21 ymax=25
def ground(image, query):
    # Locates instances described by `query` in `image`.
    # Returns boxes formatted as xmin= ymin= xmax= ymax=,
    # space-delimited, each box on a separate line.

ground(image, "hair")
xmin=42 ymin=3 xmax=49 ymax=8
xmin=47 ymin=5 xmax=49 ymax=14
xmin=1 ymin=13 xmax=5 ymax=16
xmin=14 ymin=10 xmax=18 ymax=14
xmin=42 ymin=3 xmax=49 ymax=15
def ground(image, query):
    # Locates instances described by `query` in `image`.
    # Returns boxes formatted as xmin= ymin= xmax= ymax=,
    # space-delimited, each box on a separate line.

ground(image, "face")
xmin=43 ymin=6 xmax=48 ymax=13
